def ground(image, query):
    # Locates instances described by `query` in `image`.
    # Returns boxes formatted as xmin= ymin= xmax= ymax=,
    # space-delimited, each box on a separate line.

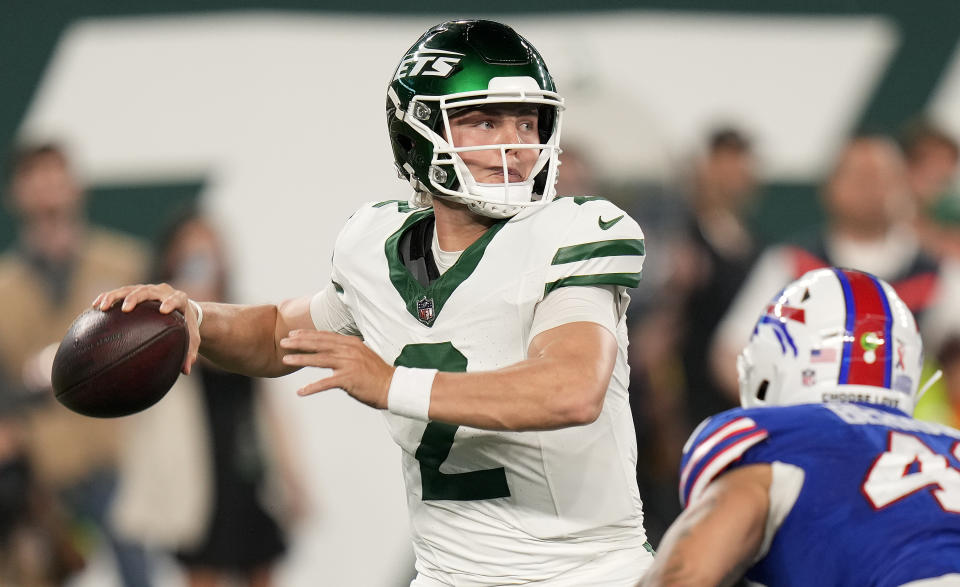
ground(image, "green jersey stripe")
xmin=572 ymin=196 xmax=607 ymax=205
xmin=373 ymin=199 xmax=417 ymax=213
xmin=551 ymin=238 xmax=645 ymax=265
xmin=543 ymin=272 xmax=642 ymax=296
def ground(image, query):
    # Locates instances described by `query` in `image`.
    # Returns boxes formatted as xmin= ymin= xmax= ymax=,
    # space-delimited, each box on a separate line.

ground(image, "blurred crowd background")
xmin=2 ymin=2 xmax=960 ymax=586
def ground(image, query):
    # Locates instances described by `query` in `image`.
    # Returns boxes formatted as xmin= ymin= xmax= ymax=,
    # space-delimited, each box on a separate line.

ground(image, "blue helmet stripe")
xmin=833 ymin=268 xmax=856 ymax=384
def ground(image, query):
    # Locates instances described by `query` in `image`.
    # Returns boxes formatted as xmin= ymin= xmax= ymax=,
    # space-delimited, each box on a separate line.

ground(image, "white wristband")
xmin=387 ymin=366 xmax=437 ymax=421
xmin=188 ymin=299 xmax=204 ymax=328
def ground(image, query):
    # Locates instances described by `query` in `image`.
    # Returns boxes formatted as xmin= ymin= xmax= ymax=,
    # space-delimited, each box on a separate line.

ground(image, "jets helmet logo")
xmin=394 ymin=49 xmax=464 ymax=81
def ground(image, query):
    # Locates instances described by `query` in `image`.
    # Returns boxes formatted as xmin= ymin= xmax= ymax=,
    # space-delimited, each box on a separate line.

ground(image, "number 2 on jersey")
xmin=862 ymin=431 xmax=960 ymax=513
xmin=395 ymin=342 xmax=511 ymax=501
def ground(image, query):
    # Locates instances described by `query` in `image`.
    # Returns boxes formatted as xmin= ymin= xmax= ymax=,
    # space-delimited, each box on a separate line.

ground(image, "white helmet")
xmin=737 ymin=268 xmax=924 ymax=415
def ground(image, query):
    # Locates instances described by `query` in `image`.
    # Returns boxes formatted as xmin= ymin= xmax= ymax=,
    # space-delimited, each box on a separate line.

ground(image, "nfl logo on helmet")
xmin=417 ymin=296 xmax=435 ymax=323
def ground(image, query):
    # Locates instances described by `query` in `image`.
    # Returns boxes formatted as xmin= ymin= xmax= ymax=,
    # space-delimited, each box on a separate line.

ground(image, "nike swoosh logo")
xmin=598 ymin=214 xmax=624 ymax=230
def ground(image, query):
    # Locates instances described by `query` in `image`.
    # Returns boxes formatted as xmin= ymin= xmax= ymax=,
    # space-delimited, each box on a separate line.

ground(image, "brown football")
xmin=51 ymin=300 xmax=188 ymax=418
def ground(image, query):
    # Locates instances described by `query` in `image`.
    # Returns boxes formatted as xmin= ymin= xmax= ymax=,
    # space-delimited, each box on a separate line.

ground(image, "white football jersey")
xmin=330 ymin=196 xmax=650 ymax=585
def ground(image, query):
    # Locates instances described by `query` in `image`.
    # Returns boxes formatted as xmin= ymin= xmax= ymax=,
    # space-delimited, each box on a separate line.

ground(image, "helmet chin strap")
xmin=430 ymin=150 xmax=539 ymax=219
xmin=414 ymin=190 xmax=524 ymax=220
xmin=410 ymin=190 xmax=433 ymax=209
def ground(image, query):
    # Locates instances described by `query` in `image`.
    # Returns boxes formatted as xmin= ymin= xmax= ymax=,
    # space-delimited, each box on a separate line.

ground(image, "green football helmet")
xmin=386 ymin=20 xmax=565 ymax=218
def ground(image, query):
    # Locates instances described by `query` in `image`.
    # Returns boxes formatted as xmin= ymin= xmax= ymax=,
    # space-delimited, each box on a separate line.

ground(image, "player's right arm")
xmin=639 ymin=464 xmax=771 ymax=587
xmin=92 ymin=283 xmax=315 ymax=377
xmin=196 ymin=295 xmax=315 ymax=377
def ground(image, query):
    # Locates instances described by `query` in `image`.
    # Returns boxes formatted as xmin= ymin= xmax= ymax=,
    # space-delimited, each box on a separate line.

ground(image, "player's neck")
xmin=432 ymin=197 xmax=498 ymax=252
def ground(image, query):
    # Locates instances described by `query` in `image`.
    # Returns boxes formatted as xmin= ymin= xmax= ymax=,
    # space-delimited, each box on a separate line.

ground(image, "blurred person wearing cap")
xmin=668 ymin=127 xmax=759 ymax=425
xmin=628 ymin=127 xmax=759 ymax=544
xmin=0 ymin=143 xmax=152 ymax=586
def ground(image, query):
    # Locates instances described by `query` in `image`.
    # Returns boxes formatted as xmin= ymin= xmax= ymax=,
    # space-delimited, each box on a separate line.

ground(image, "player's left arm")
xmin=434 ymin=320 xmax=617 ymax=429
xmin=281 ymin=200 xmax=637 ymax=430
xmin=280 ymin=319 xmax=616 ymax=430
xmin=639 ymin=464 xmax=772 ymax=587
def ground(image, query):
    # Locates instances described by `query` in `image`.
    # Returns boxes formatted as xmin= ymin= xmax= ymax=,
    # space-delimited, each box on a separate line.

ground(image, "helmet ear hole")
xmin=755 ymin=380 xmax=769 ymax=402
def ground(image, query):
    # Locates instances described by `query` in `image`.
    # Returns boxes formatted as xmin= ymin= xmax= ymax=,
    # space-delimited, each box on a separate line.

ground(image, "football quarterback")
xmin=95 ymin=20 xmax=653 ymax=586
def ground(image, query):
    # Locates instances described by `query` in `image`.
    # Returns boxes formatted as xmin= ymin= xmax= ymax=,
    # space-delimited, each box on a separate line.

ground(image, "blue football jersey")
xmin=680 ymin=401 xmax=960 ymax=587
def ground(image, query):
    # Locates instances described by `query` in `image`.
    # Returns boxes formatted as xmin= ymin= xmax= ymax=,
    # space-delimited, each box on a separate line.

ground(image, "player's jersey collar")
xmin=385 ymin=208 xmax=507 ymax=327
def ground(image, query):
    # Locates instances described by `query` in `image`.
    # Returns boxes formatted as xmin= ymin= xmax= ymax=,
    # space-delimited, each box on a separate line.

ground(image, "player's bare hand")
xmin=280 ymin=330 xmax=394 ymax=409
xmin=92 ymin=283 xmax=201 ymax=375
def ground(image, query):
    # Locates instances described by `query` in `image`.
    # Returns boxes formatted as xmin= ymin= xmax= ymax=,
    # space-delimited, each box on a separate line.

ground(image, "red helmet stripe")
xmin=834 ymin=269 xmax=893 ymax=388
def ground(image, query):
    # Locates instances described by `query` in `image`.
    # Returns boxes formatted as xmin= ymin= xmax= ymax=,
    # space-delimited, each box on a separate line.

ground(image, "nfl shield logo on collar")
xmin=417 ymin=296 xmax=435 ymax=324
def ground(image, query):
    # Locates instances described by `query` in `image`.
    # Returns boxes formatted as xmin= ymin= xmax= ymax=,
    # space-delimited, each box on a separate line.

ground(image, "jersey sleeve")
xmin=528 ymin=285 xmax=619 ymax=342
xmin=309 ymin=282 xmax=360 ymax=336
xmin=326 ymin=200 xmax=401 ymax=335
xmin=543 ymin=199 xmax=645 ymax=296
xmin=329 ymin=198 xmax=421 ymax=285
xmin=679 ymin=410 xmax=771 ymax=507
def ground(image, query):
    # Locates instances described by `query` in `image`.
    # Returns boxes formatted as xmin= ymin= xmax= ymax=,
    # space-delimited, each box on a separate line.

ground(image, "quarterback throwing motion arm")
xmin=92 ymin=286 xmax=313 ymax=377
xmin=94 ymin=278 xmax=619 ymax=432
xmin=280 ymin=319 xmax=617 ymax=431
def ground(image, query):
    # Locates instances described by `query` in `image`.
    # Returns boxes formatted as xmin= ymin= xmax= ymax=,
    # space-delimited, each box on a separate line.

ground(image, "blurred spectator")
xmin=899 ymin=121 xmax=960 ymax=426
xmin=671 ymin=127 xmax=758 ymax=423
xmin=0 ymin=365 xmax=84 ymax=586
xmin=0 ymin=143 xmax=151 ymax=585
xmin=901 ymin=119 xmax=960 ymax=260
xmin=111 ymin=209 xmax=304 ymax=587
xmin=628 ymin=127 xmax=759 ymax=545
xmin=712 ymin=134 xmax=960 ymax=428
